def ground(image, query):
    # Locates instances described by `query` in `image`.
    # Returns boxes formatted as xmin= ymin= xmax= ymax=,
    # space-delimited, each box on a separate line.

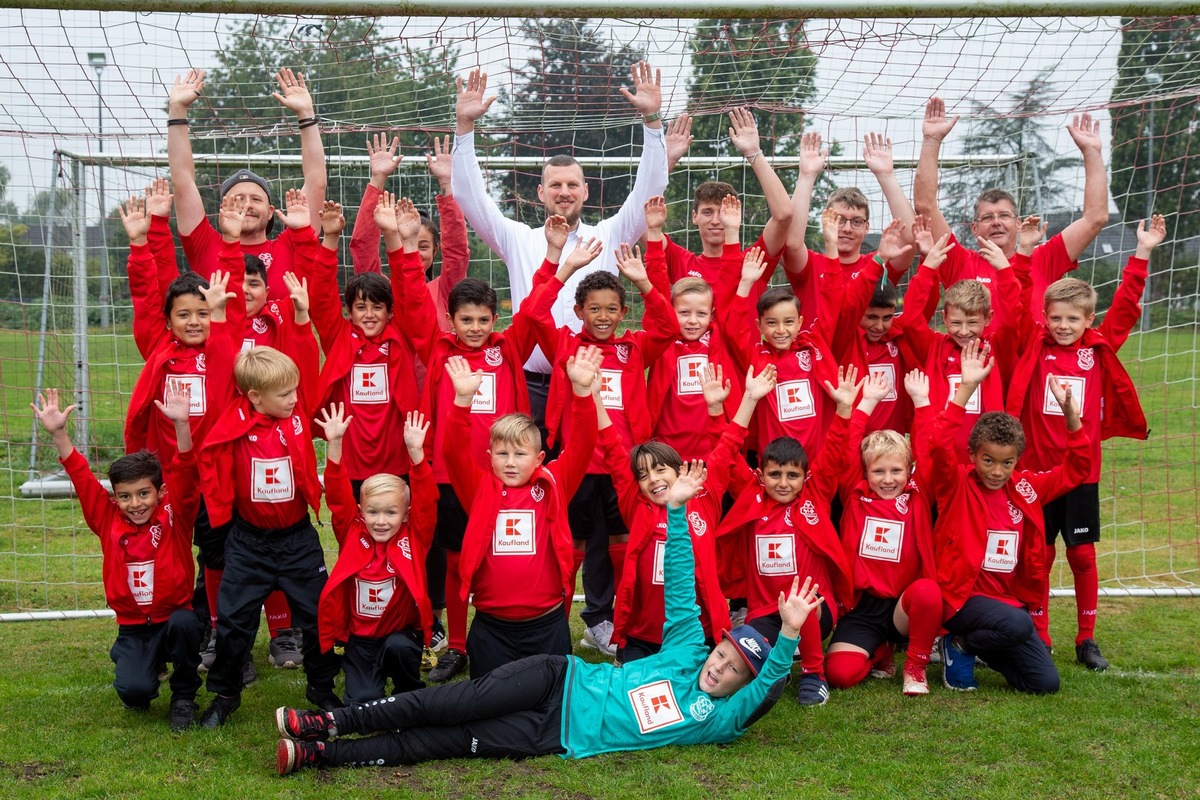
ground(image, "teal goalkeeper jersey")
xmin=559 ymin=504 xmax=796 ymax=759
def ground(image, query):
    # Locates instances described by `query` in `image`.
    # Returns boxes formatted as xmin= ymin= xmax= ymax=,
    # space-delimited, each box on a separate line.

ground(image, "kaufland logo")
xmin=351 ymin=364 xmax=389 ymax=404
xmin=251 ymin=457 xmax=295 ymax=503
xmin=628 ymin=680 xmax=683 ymax=734
xmin=355 ymin=578 xmax=393 ymax=618
xmin=983 ymin=530 xmax=1018 ymax=573
xmin=492 ymin=511 xmax=535 ymax=555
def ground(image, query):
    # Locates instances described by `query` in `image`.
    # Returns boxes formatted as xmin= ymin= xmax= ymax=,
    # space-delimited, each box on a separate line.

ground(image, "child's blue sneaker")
xmin=940 ymin=635 xmax=978 ymax=691
xmin=796 ymin=673 xmax=830 ymax=707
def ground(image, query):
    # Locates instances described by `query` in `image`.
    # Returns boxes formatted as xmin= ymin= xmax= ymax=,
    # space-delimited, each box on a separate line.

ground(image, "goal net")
xmin=1 ymin=11 xmax=1197 ymax=617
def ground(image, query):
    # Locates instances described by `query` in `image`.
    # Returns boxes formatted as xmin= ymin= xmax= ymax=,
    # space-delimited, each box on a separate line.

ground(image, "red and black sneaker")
xmin=276 ymin=739 xmax=324 ymax=776
xmin=276 ymin=707 xmax=335 ymax=741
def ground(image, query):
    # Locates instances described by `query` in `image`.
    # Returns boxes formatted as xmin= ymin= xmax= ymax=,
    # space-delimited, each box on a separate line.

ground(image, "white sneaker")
xmin=581 ymin=620 xmax=617 ymax=657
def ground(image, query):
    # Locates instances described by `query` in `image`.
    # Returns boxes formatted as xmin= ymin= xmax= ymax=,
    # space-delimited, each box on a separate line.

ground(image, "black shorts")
xmin=435 ymin=483 xmax=470 ymax=551
xmin=1042 ymin=482 xmax=1100 ymax=547
xmin=829 ymin=593 xmax=905 ymax=652
xmin=747 ymin=603 xmax=833 ymax=647
xmin=466 ymin=608 xmax=572 ymax=680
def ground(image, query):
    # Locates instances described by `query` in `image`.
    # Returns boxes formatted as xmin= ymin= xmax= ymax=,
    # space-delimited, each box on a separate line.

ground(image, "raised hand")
xmin=701 ymin=363 xmax=731 ymax=410
xmin=566 ymin=345 xmax=605 ymax=395
xmin=218 ymin=194 xmax=248 ymax=241
xmin=154 ymin=378 xmax=192 ymax=422
xmin=1017 ymin=214 xmax=1047 ymax=255
xmin=403 ymin=411 xmax=430 ymax=455
xmin=1046 ymin=376 xmax=1079 ymax=419
xmin=740 ymin=246 xmax=769 ymax=287
xmin=977 ymin=237 xmax=1009 ymax=270
xmin=821 ymin=207 xmax=840 ymax=255
xmin=395 ymin=196 xmax=422 ymax=243
xmin=619 ymin=61 xmax=662 ymax=117
xmin=720 ymin=194 xmax=742 ymax=233
xmin=445 ymin=355 xmax=484 ymax=402
xmin=367 ymin=133 xmax=402 ymax=184
xmin=903 ymin=368 xmax=930 ymax=405
xmin=320 ymin=200 xmax=346 ymax=237
xmin=315 ymin=402 xmax=353 ymax=442
xmin=544 ymin=214 xmax=570 ymax=253
xmin=959 ymin=338 xmax=993 ymax=387
xmin=912 ymin=214 xmax=936 ymax=257
xmin=455 ymin=69 xmax=496 ymax=127
xmin=564 ymin=237 xmax=604 ymax=274
xmin=779 ymin=576 xmax=822 ymax=637
xmin=615 ymin=243 xmax=648 ymax=284
xmin=823 ymin=364 xmax=862 ymax=408
xmin=665 ymin=113 xmax=694 ymax=169
xmin=168 ymin=69 xmax=205 ymax=113
xmin=373 ymin=192 xmax=400 ymax=235
xmin=744 ymin=363 xmax=778 ymax=401
xmin=274 ymin=187 xmax=310 ymax=231
xmin=666 ymin=459 xmax=707 ymax=508
xmin=728 ymin=107 xmax=762 ymax=157
xmin=426 ymin=135 xmax=452 ymax=191
xmin=644 ymin=195 xmax=667 ymax=232
xmin=282 ymin=272 xmax=309 ymax=316
xmin=118 ymin=194 xmax=150 ymax=243
xmin=201 ymin=269 xmax=236 ymax=313
xmin=863 ymin=131 xmax=895 ymax=176
xmin=922 ymin=232 xmax=955 ymax=270
xmin=31 ymin=388 xmax=76 ymax=435
xmin=145 ymin=177 xmax=173 ymax=218
xmin=923 ymin=96 xmax=958 ymax=142
xmin=1066 ymin=112 xmax=1102 ymax=155
xmin=271 ymin=68 xmax=315 ymax=118
xmin=877 ymin=219 xmax=913 ymax=264
xmin=798 ymin=131 xmax=828 ymax=180
xmin=1136 ymin=213 xmax=1167 ymax=254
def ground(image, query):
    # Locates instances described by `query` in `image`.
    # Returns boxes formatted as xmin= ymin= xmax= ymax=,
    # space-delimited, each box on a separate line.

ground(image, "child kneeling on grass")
xmin=34 ymin=384 xmax=206 ymax=733
xmin=274 ymin=462 xmax=823 ymax=773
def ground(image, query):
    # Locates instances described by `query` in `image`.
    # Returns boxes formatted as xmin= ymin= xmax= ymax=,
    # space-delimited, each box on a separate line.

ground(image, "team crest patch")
xmin=1077 ymin=348 xmax=1094 ymax=370
xmin=689 ymin=695 xmax=714 ymax=722
xmin=1015 ymin=478 xmax=1037 ymax=504
xmin=700 ymin=330 xmax=711 ymax=345
xmin=277 ymin=426 xmax=289 ymax=446
xmin=616 ymin=344 xmax=630 ymax=364
xmin=252 ymin=317 xmax=269 ymax=335
xmin=687 ymin=511 xmax=707 ymax=536
xmin=195 ymin=353 xmax=206 ymax=373
xmin=268 ymin=301 xmax=280 ymax=317
xmin=628 ymin=681 xmax=683 ymax=734
xmin=887 ymin=341 xmax=899 ymax=357
xmin=783 ymin=506 xmax=793 ymax=528
xmin=379 ymin=341 xmax=390 ymax=356
xmin=260 ymin=252 xmax=273 ymax=267
xmin=484 ymin=346 xmax=503 ymax=366
xmin=398 ymin=536 xmax=411 ymax=560
xmin=149 ymin=524 xmax=163 ymax=548
xmin=796 ymin=350 xmax=812 ymax=372
xmin=799 ymin=499 xmax=820 ymax=525
xmin=1008 ymin=502 xmax=1024 ymax=525
xmin=895 ymin=493 xmax=909 ymax=514
xmin=531 ymin=485 xmax=545 ymax=503
xmin=292 ymin=415 xmax=303 ymax=435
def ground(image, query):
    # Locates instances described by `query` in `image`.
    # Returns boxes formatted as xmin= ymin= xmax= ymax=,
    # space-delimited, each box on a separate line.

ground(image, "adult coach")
xmin=450 ymin=63 xmax=669 ymax=657
xmin=167 ymin=67 xmax=327 ymax=302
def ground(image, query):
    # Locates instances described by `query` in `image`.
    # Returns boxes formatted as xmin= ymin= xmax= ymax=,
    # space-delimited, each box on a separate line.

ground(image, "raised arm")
xmin=728 ymin=108 xmax=792 ymax=256
xmin=783 ymin=132 xmax=828 ymax=276
xmin=1100 ymin=215 xmax=1163 ymax=349
xmin=271 ymin=68 xmax=325 ymax=235
xmin=166 ymin=69 xmax=207 ymax=236
xmin=313 ymin=403 xmax=357 ymax=542
xmin=864 ymin=132 xmax=917 ymax=275
xmin=1058 ymin=114 xmax=1108 ymax=262
xmin=912 ymin=97 xmax=958 ymax=242
xmin=348 ymin=133 xmax=401 ymax=274
xmin=429 ymin=136 xmax=471 ymax=314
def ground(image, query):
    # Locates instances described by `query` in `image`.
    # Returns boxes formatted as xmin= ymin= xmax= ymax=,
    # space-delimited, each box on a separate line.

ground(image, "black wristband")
xmin=166 ymin=118 xmax=190 ymax=127
xmin=297 ymin=116 xmax=319 ymax=129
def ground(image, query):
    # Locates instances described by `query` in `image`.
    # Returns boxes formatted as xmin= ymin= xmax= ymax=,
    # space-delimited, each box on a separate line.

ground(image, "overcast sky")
xmin=0 ymin=12 xmax=1148 ymax=222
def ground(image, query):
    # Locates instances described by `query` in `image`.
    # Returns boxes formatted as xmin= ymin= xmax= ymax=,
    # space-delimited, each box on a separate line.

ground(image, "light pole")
xmin=87 ymin=51 xmax=111 ymax=328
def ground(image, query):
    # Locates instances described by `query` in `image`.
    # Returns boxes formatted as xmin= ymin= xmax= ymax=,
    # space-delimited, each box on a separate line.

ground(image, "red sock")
xmin=1033 ymin=542 xmax=1057 ymax=646
xmin=204 ymin=567 xmax=223 ymax=629
xmin=608 ymin=542 xmax=628 ymax=595
xmin=444 ymin=550 xmax=468 ymax=653
xmin=900 ymin=578 xmax=942 ymax=665
xmin=264 ymin=591 xmax=292 ymax=637
xmin=798 ymin=609 xmax=825 ymax=678
xmin=1066 ymin=543 xmax=1099 ymax=645
xmin=571 ymin=546 xmax=586 ymax=592
xmin=825 ymin=650 xmax=870 ymax=689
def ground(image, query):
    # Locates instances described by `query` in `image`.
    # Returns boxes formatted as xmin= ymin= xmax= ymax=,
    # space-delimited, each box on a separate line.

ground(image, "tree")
xmin=939 ymin=69 xmax=1082 ymax=237
xmin=678 ymin=19 xmax=823 ymax=245
xmin=1110 ymin=16 xmax=1200 ymax=273
xmin=496 ymin=18 xmax=645 ymax=225
xmin=185 ymin=17 xmax=456 ymax=226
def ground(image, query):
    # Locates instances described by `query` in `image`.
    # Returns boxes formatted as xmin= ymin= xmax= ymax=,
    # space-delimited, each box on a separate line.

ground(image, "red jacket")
xmin=712 ymin=414 xmax=854 ymax=620
xmin=602 ymin=426 xmax=731 ymax=647
xmin=63 ymin=447 xmax=199 ymax=625
xmin=446 ymin=393 xmax=597 ymax=612
xmin=535 ymin=277 xmax=678 ymax=448
xmin=1006 ymin=256 xmax=1149 ymax=443
xmin=317 ymin=458 xmax=436 ymax=652
xmin=924 ymin=402 xmax=1092 ymax=614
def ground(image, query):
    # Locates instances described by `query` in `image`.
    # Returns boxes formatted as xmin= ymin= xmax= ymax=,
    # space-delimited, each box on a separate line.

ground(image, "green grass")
xmin=0 ymin=597 xmax=1195 ymax=799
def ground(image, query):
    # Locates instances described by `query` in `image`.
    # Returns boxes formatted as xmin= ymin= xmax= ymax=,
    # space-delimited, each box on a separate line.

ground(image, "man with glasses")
xmin=913 ymin=97 xmax=1109 ymax=319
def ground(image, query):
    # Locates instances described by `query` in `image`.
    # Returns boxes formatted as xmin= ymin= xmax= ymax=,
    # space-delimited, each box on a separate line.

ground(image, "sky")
xmin=0 ymin=11 xmax=1161 ymax=223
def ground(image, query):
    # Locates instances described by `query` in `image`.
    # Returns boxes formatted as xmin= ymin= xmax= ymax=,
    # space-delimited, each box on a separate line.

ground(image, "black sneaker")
xmin=242 ymin=655 xmax=258 ymax=687
xmin=1075 ymin=639 xmax=1109 ymax=671
xmin=796 ymin=674 xmax=830 ymax=707
xmin=428 ymin=648 xmax=468 ymax=682
xmin=199 ymin=695 xmax=241 ymax=729
xmin=169 ymin=698 xmax=198 ymax=733
xmin=276 ymin=707 xmax=336 ymax=741
xmin=305 ymin=689 xmax=345 ymax=712
xmin=277 ymin=739 xmax=325 ymax=776
xmin=270 ymin=629 xmax=303 ymax=670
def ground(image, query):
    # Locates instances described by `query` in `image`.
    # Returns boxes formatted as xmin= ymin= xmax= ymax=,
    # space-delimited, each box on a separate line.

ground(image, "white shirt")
xmin=452 ymin=126 xmax=668 ymax=372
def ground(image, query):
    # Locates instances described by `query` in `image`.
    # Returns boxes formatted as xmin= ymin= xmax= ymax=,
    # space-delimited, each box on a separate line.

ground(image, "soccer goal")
xmin=1 ymin=6 xmax=1197 ymax=620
